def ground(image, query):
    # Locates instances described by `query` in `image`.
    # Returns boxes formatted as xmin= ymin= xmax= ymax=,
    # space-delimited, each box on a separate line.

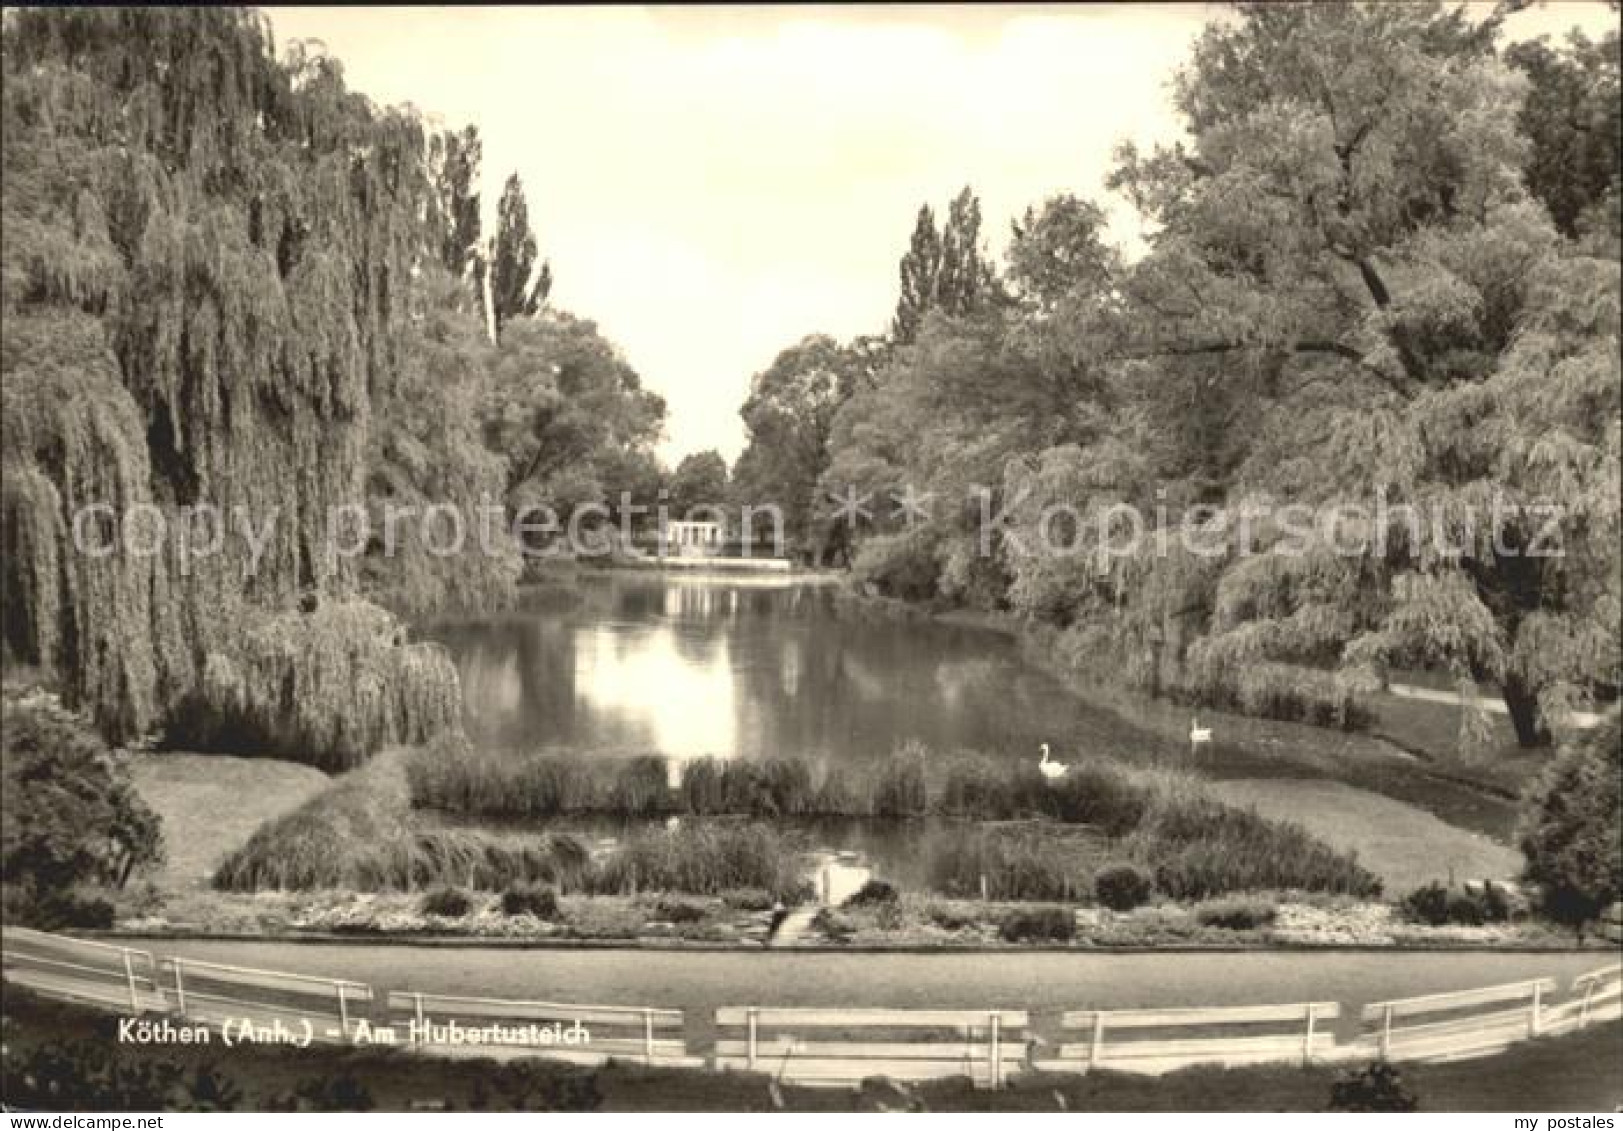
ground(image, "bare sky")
xmin=264 ymin=3 xmax=1618 ymax=464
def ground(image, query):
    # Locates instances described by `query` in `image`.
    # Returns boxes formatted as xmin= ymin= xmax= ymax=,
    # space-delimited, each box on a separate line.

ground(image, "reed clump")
xmin=584 ymin=822 xmax=808 ymax=901
xmin=1131 ymin=795 xmax=1382 ymax=899
xmin=924 ymin=826 xmax=1094 ymax=902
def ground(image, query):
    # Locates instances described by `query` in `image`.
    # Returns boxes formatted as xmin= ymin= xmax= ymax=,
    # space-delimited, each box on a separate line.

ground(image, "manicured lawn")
xmin=1207 ymin=779 xmax=1524 ymax=894
xmin=127 ymin=753 xmax=331 ymax=893
xmin=1368 ymin=690 xmax=1550 ymax=795
xmin=3 ymin=988 xmax=1618 ymax=1111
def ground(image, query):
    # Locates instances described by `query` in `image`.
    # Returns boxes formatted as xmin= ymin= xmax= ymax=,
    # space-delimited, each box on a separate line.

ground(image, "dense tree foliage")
xmin=1518 ymin=711 xmax=1622 ymax=931
xmin=789 ymin=2 xmax=1620 ymax=746
xmin=0 ymin=9 xmax=463 ymax=751
xmin=0 ymin=10 xmax=661 ymax=758
xmin=732 ymin=334 xmax=882 ymax=562
xmin=891 ymin=188 xmax=1001 ymax=344
xmin=1 ymin=685 xmax=163 ymax=925
xmin=1506 ymin=27 xmax=1621 ymax=247
xmin=486 ymin=312 xmax=666 ymax=527
xmin=667 ymin=450 xmax=729 ymax=519
xmin=483 ymin=173 xmax=552 ymax=340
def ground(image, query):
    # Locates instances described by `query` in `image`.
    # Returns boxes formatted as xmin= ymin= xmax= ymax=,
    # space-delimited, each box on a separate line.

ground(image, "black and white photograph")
xmin=0 ymin=1 xmax=1619 ymax=1119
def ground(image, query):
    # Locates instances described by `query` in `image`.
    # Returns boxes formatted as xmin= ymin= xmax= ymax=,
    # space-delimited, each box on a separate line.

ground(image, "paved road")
xmin=140 ymin=940 xmax=1617 ymax=1041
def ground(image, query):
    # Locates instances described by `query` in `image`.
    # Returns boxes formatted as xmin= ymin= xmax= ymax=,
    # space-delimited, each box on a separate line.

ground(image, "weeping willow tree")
xmin=0 ymin=9 xmax=469 ymax=762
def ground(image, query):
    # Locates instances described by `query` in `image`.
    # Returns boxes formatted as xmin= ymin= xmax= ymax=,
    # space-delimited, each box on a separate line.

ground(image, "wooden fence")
xmin=387 ymin=990 xmax=700 ymax=1067
xmin=1541 ymin=964 xmax=1622 ymax=1036
xmin=159 ymin=955 xmax=373 ymax=1043
xmin=0 ymin=927 xmax=163 ymax=1014
xmin=713 ymin=1007 xmax=1028 ymax=1088
xmin=1356 ymin=977 xmax=1557 ymax=1063
xmin=1032 ymin=1001 xmax=1341 ymax=1076
xmin=3 ymin=927 xmax=1620 ymax=1087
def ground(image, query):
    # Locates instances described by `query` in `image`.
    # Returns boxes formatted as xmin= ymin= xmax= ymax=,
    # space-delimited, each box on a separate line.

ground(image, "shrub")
xmin=605 ymin=756 xmax=673 ymax=816
xmin=679 ymin=757 xmax=728 ymax=814
xmin=421 ymin=886 xmax=473 ymax=917
xmin=873 ymin=744 xmax=929 ymax=817
xmin=0 ymin=1036 xmax=197 ymax=1110
xmin=1399 ymin=881 xmax=1510 ymax=927
xmin=1139 ymin=796 xmax=1381 ymax=899
xmin=924 ymin=827 xmax=1089 ymax=901
xmin=1518 ymin=712 xmax=1622 ymax=934
xmin=721 ymin=888 xmax=775 ymax=911
xmin=500 ymin=882 xmax=559 ymax=920
xmin=845 ymin=878 xmax=899 ymax=907
xmin=1327 ymin=1061 xmax=1418 ymax=1112
xmin=940 ymin=758 xmax=1022 ymax=819
xmin=998 ymin=905 xmax=1075 ymax=943
xmin=654 ymin=897 xmax=708 ymax=924
xmin=0 ymin=686 xmax=164 ymax=923
xmin=1094 ymin=862 xmax=1154 ymax=911
xmin=812 ymin=907 xmax=857 ymax=942
xmin=1040 ymin=763 xmax=1148 ymax=836
xmin=267 ymin=1073 xmax=375 ymax=1112
xmin=586 ymin=822 xmax=806 ymax=900
xmin=1195 ymin=897 xmax=1277 ymax=930
xmin=926 ymin=903 xmax=980 ymax=931
xmin=851 ymin=529 xmax=940 ymax=602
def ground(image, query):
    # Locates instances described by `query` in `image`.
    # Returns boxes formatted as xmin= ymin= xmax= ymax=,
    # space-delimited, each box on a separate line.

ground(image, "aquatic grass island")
xmin=1 ymin=2 xmax=1619 ymax=1116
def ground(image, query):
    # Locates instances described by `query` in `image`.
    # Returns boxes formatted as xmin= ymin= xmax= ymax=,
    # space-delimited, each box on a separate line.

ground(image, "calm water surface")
xmin=431 ymin=572 xmax=1175 ymax=769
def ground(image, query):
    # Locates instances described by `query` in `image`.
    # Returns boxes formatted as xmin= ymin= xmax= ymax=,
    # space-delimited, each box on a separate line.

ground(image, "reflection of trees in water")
xmin=432 ymin=619 xmax=579 ymax=748
xmin=437 ymin=576 xmax=1168 ymax=767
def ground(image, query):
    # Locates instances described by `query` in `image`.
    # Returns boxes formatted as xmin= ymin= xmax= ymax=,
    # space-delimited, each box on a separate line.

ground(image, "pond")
xmin=427 ymin=572 xmax=1518 ymax=890
xmin=431 ymin=571 xmax=1178 ymax=771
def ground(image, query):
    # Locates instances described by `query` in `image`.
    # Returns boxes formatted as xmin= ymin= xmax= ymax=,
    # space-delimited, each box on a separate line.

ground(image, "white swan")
xmin=1189 ymin=718 xmax=1213 ymax=755
xmin=1038 ymin=742 xmax=1068 ymax=781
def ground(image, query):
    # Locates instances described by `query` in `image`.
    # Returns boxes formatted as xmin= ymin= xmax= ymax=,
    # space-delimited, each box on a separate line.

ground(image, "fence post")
xmin=1088 ymin=1013 xmax=1105 ymax=1073
xmin=1529 ymin=981 xmax=1542 ymax=1038
xmin=414 ymin=992 xmax=426 ymax=1045
xmin=337 ymin=984 xmax=349 ymax=1040
xmin=121 ymin=949 xmax=139 ymax=1013
xmin=1379 ymin=1004 xmax=1393 ymax=1059
xmin=172 ymin=960 xmax=187 ymax=1017
xmin=747 ymin=1008 xmax=759 ymax=1071
xmin=1302 ymin=1003 xmax=1317 ymax=1066
xmin=643 ymin=1008 xmax=655 ymax=1062
xmin=989 ymin=1011 xmax=1001 ymax=1090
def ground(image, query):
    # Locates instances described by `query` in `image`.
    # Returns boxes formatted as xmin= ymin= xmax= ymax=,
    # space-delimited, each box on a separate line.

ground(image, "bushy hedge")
xmin=999 ymin=905 xmax=1075 ymax=942
xmin=1400 ymin=881 xmax=1512 ymax=927
xmin=0 ymin=685 xmax=163 ymax=926
xmin=501 ymin=882 xmax=560 ymax=920
xmin=420 ymin=886 xmax=473 ymax=917
xmin=1518 ymin=712 xmax=1622 ymax=931
xmin=1094 ymin=862 xmax=1154 ymax=911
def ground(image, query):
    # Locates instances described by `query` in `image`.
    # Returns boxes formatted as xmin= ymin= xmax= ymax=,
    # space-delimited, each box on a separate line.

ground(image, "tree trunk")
xmin=1501 ymin=674 xmax=1549 ymax=748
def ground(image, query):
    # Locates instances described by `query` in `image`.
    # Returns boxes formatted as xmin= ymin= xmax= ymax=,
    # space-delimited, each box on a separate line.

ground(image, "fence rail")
xmin=1542 ymin=964 xmax=1622 ymax=1036
xmin=1033 ymin=1001 xmax=1342 ymax=1076
xmin=387 ymin=990 xmax=699 ymax=1067
xmin=159 ymin=956 xmax=373 ymax=1043
xmin=3 ymin=928 xmax=1620 ymax=1085
xmin=1355 ymin=978 xmax=1557 ymax=1063
xmin=0 ymin=927 xmax=163 ymax=1014
xmin=714 ymin=1006 xmax=1028 ymax=1088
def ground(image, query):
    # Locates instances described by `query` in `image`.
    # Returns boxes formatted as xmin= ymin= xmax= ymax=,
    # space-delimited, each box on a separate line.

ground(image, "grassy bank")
xmin=211 ymin=750 xmax=811 ymax=902
xmin=127 ymin=754 xmax=331 ymax=893
xmin=837 ymin=588 xmax=1548 ymax=844
xmin=4 ymin=988 xmax=1619 ymax=1111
